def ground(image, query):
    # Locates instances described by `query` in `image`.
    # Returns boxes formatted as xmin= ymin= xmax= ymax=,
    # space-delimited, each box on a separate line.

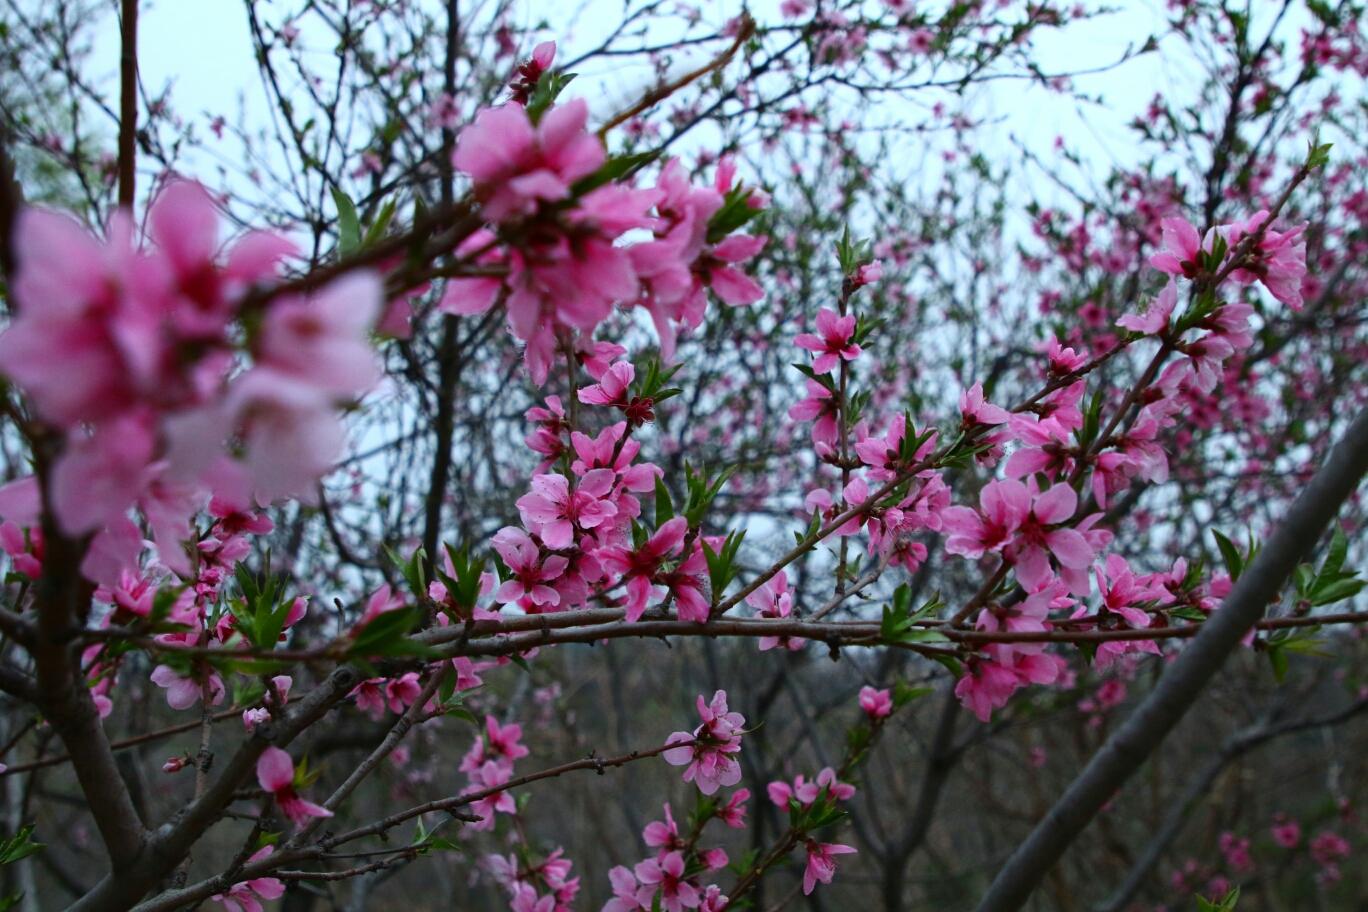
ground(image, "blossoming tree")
xmin=1 ymin=0 xmax=1368 ymax=910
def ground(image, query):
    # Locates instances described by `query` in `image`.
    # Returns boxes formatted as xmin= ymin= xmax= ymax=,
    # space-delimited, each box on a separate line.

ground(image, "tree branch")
xmin=972 ymin=402 xmax=1368 ymax=912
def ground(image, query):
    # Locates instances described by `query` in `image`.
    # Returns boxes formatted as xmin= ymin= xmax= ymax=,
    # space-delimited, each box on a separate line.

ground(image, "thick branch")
xmin=972 ymin=403 xmax=1368 ymax=912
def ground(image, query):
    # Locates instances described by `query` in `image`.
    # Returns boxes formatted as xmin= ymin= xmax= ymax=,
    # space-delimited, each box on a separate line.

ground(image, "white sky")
xmin=92 ymin=0 xmax=1186 ymax=215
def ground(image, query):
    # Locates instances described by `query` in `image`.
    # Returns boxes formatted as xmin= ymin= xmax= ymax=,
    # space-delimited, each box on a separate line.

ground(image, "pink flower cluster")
xmin=0 ymin=181 xmax=382 ymax=585
xmin=441 ymin=43 xmax=765 ymax=382
xmin=462 ymin=714 xmax=530 ymax=831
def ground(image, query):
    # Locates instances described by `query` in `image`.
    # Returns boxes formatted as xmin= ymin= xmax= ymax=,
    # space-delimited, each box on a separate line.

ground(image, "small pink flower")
xmin=1117 ymin=277 xmax=1178 ymax=336
xmin=256 ymin=747 xmax=333 ymax=828
xmin=210 ymin=846 xmax=285 ymax=912
xmin=717 ymin=789 xmax=749 ymax=828
xmin=662 ymin=690 xmax=745 ymax=795
xmin=794 ymin=308 xmax=861 ymax=374
xmin=858 ymin=686 xmax=892 ymax=718
xmin=634 ymin=851 xmax=700 ymax=912
xmin=1271 ymin=815 xmax=1300 ymax=849
xmin=802 ymin=839 xmax=856 ymax=894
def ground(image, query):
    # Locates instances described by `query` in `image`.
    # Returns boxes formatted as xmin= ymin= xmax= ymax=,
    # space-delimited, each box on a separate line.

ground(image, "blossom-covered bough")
xmin=2 ymin=1 xmax=1368 ymax=910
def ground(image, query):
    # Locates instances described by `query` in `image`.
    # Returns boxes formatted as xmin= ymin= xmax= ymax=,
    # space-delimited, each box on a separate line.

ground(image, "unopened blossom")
xmin=794 ymin=308 xmax=861 ymax=374
xmin=663 ymin=690 xmax=745 ymax=795
xmin=859 ymin=685 xmax=892 ymax=718
xmin=802 ymin=839 xmax=856 ymax=894
xmin=257 ymin=747 xmax=332 ymax=827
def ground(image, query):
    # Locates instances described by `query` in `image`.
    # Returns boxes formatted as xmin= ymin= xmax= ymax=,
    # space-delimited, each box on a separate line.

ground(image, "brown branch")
xmin=117 ymin=0 xmax=138 ymax=207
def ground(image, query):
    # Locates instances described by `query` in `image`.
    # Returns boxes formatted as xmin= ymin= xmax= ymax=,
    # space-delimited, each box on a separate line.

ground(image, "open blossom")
xmin=794 ymin=308 xmax=861 ymax=374
xmin=452 ymin=97 xmax=604 ymax=222
xmin=802 ymin=840 xmax=856 ymax=894
xmin=788 ymin=378 xmax=839 ymax=453
xmin=257 ymin=746 xmax=332 ymax=827
xmin=1219 ymin=210 xmax=1308 ymax=309
xmin=598 ymin=516 xmax=687 ymax=622
xmin=942 ymin=478 xmax=1028 ymax=559
xmin=465 ymin=759 xmax=518 ymax=830
xmin=517 ymin=470 xmax=618 ymax=549
xmin=462 ymin=715 xmax=530 ymax=776
xmin=150 ymin=664 xmax=225 ymax=711
xmin=745 ymin=569 xmax=803 ymax=651
xmin=717 ymin=789 xmax=749 ymax=827
xmin=960 ymin=382 xmax=1010 ymax=428
xmin=210 ymin=846 xmax=284 ymax=912
xmin=663 ymin=690 xmax=745 ymax=795
xmin=767 ymin=768 xmax=855 ymax=808
xmin=604 ymin=866 xmax=643 ymax=912
xmin=1117 ymin=277 xmax=1178 ymax=336
xmin=859 ymin=685 xmax=893 ymax=718
xmin=1271 ymin=816 xmax=1301 ymax=849
xmin=492 ymin=527 xmax=568 ymax=607
xmin=634 ymin=852 xmax=699 ymax=912
xmin=1003 ymin=481 xmax=1095 ymax=593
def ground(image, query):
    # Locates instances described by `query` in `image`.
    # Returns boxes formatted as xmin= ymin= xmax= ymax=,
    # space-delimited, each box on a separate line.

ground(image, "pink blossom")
xmin=1117 ymin=277 xmax=1178 ymax=335
xmin=150 ymin=664 xmax=225 ymax=711
xmin=955 ymin=655 xmax=1021 ymax=722
xmin=464 ymin=759 xmax=518 ymax=830
xmin=453 ymin=98 xmax=605 ymax=222
xmin=717 ymin=789 xmax=749 ymax=827
xmin=663 ymin=690 xmax=745 ymax=795
xmin=604 ymin=866 xmax=643 ymax=912
xmin=960 ymin=382 xmax=1010 ymax=427
xmin=745 ymin=569 xmax=803 ymax=651
xmin=492 ymin=527 xmax=569 ymax=607
xmin=942 ymin=478 xmax=1029 ymax=559
xmin=256 ymin=746 xmax=333 ymax=827
xmin=579 ymin=362 xmax=634 ymax=406
xmin=1271 ymin=816 xmax=1300 ymax=849
xmin=598 ymin=516 xmax=688 ymax=622
xmin=788 ymin=379 xmax=839 ymax=453
xmin=1148 ymin=216 xmax=1206 ymax=278
xmin=794 ymin=308 xmax=861 ymax=374
xmin=462 ymin=715 xmax=530 ymax=776
xmin=517 ymin=471 xmax=618 ymax=548
xmin=802 ymin=839 xmax=856 ymax=894
xmin=210 ymin=846 xmax=284 ymax=912
xmin=1004 ymin=481 xmax=1095 ymax=592
xmin=858 ymin=686 xmax=892 ymax=718
xmin=634 ymin=851 xmax=699 ymax=912
xmin=644 ymin=804 xmax=686 ymax=858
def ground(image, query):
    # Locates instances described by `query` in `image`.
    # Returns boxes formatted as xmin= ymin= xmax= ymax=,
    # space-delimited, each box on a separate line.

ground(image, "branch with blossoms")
xmin=1 ymin=16 xmax=1367 ymax=912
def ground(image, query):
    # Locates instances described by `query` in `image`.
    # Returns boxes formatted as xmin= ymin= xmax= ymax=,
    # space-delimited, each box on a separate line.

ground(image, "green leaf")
xmin=347 ymin=607 xmax=438 ymax=659
xmin=1267 ymin=645 xmax=1288 ymax=684
xmin=331 ymin=187 xmax=362 ymax=258
xmin=1322 ymin=525 xmax=1348 ymax=577
xmin=362 ymin=197 xmax=398 ymax=248
xmin=1310 ymin=578 xmax=1364 ymax=607
xmin=0 ymin=824 xmax=43 ymax=865
xmin=655 ymin=476 xmax=675 ymax=526
xmin=570 ymin=150 xmax=661 ymax=196
xmin=525 ymin=70 xmax=578 ymax=124
xmin=1211 ymin=529 xmax=1244 ymax=582
xmin=893 ymin=682 xmax=934 ymax=708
